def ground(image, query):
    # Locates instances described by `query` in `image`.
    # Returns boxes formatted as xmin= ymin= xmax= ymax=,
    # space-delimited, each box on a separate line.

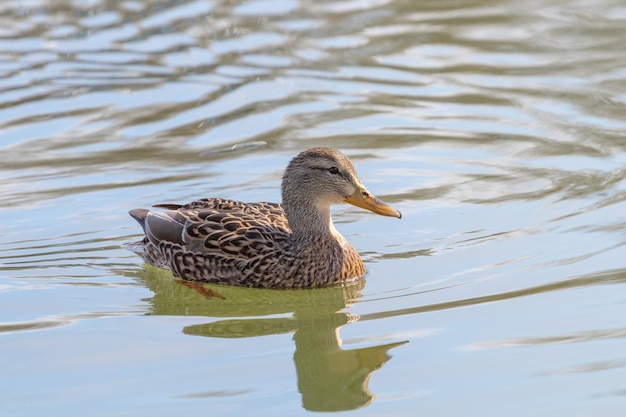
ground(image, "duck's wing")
xmin=153 ymin=197 xmax=289 ymax=232
xmin=138 ymin=198 xmax=289 ymax=259
xmin=129 ymin=198 xmax=294 ymax=285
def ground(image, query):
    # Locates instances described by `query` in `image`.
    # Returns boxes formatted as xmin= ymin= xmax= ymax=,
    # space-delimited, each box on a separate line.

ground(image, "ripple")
xmin=0 ymin=311 xmax=139 ymax=335
xmin=359 ymin=268 xmax=626 ymax=321
xmin=464 ymin=327 xmax=626 ymax=351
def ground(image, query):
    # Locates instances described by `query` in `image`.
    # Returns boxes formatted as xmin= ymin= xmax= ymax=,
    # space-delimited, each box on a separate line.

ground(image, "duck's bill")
xmin=344 ymin=187 xmax=402 ymax=219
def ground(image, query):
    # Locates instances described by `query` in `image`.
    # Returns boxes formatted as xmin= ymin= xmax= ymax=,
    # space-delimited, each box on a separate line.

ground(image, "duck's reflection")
xmin=139 ymin=266 xmax=407 ymax=412
xmin=291 ymin=300 xmax=406 ymax=411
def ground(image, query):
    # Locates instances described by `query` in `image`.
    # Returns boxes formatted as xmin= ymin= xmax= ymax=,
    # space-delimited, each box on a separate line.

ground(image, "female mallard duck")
xmin=127 ymin=147 xmax=401 ymax=288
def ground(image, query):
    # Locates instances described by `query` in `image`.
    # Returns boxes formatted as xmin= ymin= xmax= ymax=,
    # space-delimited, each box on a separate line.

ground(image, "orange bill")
xmin=344 ymin=186 xmax=402 ymax=219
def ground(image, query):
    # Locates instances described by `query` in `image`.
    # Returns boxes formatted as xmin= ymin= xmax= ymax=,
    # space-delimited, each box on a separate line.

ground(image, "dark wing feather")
xmin=149 ymin=198 xmax=290 ymax=262
xmin=132 ymin=198 xmax=295 ymax=285
xmin=180 ymin=209 xmax=289 ymax=261
xmin=154 ymin=198 xmax=289 ymax=231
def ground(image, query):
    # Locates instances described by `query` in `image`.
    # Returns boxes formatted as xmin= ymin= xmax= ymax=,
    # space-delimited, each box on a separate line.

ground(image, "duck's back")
xmin=128 ymin=198 xmax=364 ymax=288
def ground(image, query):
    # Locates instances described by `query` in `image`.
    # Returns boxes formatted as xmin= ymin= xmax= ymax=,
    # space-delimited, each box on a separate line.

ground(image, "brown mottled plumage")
xmin=126 ymin=147 xmax=401 ymax=288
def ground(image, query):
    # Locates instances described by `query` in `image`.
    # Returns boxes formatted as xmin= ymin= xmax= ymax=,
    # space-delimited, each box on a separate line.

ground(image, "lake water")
xmin=1 ymin=0 xmax=625 ymax=415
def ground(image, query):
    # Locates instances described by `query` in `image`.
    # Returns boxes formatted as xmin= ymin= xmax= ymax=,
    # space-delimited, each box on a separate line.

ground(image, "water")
xmin=1 ymin=0 xmax=625 ymax=415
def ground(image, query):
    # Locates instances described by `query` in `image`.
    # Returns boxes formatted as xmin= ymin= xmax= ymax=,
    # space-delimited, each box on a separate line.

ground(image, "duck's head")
xmin=281 ymin=148 xmax=401 ymax=231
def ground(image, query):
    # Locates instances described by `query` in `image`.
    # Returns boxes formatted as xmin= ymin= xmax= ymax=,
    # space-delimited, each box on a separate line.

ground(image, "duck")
xmin=127 ymin=147 xmax=401 ymax=288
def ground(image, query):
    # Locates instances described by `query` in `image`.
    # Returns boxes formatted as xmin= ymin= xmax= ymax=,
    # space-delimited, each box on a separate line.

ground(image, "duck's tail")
xmin=123 ymin=209 xmax=151 ymax=256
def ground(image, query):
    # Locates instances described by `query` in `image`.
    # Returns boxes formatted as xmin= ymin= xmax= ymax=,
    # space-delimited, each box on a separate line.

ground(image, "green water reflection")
xmin=138 ymin=266 xmax=407 ymax=412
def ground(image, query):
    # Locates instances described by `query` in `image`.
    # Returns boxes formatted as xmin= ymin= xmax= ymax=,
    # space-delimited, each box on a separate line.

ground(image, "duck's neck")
xmin=283 ymin=199 xmax=340 ymax=239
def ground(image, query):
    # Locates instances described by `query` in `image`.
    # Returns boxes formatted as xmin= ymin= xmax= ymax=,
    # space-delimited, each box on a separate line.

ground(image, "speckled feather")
xmin=131 ymin=199 xmax=364 ymax=288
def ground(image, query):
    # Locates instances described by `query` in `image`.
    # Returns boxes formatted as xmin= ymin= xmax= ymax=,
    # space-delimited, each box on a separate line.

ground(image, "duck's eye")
xmin=328 ymin=166 xmax=339 ymax=175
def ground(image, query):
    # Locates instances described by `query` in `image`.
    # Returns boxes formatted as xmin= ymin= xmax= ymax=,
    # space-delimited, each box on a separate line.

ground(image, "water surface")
xmin=1 ymin=0 xmax=625 ymax=415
